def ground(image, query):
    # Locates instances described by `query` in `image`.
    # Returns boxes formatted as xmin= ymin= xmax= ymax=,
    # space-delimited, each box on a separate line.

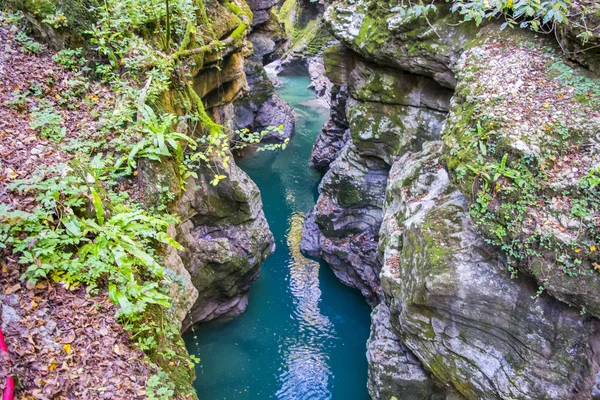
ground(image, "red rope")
xmin=0 ymin=328 xmax=14 ymax=400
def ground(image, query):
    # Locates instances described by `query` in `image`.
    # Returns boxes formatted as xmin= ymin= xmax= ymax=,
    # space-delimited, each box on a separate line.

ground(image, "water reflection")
xmin=276 ymin=212 xmax=334 ymax=399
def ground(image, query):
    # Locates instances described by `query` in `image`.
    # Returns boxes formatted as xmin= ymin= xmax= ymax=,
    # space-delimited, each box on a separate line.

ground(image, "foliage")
xmin=581 ymin=165 xmax=600 ymax=190
xmin=0 ymin=163 xmax=181 ymax=334
xmin=114 ymin=105 xmax=196 ymax=177
xmin=53 ymin=48 xmax=86 ymax=71
xmin=14 ymin=30 xmax=42 ymax=54
xmin=146 ymin=369 xmax=176 ymax=400
xmin=29 ymin=101 xmax=65 ymax=141
xmin=41 ymin=11 xmax=68 ymax=28
xmin=0 ymin=2 xmax=285 ymax=394
xmin=393 ymin=0 xmax=600 ymax=43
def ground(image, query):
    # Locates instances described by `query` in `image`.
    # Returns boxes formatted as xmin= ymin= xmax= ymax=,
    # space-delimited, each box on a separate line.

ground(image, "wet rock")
xmin=234 ymin=59 xmax=295 ymax=142
xmin=310 ymin=83 xmax=350 ymax=170
xmin=310 ymin=120 xmax=349 ymax=171
xmin=302 ymin=142 xmax=388 ymax=304
xmin=248 ymin=9 xmax=287 ymax=64
xmin=255 ymin=94 xmax=295 ymax=141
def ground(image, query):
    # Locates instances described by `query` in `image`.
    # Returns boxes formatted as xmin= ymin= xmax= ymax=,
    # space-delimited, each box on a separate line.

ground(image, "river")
xmin=184 ymin=76 xmax=372 ymax=400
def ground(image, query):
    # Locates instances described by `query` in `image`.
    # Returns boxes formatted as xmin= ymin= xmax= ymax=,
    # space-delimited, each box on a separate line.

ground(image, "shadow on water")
xmin=184 ymin=76 xmax=372 ymax=400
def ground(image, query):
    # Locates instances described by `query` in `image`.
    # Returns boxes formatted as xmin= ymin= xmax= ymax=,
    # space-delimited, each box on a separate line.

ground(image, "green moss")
xmin=145 ymin=306 xmax=198 ymax=400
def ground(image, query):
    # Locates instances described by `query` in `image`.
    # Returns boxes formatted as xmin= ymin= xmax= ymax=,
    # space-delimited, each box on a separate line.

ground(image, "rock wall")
xmin=302 ymin=45 xmax=451 ymax=305
xmin=234 ymin=7 xmax=296 ymax=142
xmin=306 ymin=0 xmax=600 ymax=398
xmin=170 ymin=0 xmax=281 ymax=327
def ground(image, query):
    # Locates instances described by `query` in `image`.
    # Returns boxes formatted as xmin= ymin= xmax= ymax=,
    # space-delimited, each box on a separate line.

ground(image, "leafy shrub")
xmin=29 ymin=101 xmax=65 ymax=141
xmin=395 ymin=0 xmax=599 ymax=43
xmin=53 ymin=48 xmax=86 ymax=71
xmin=14 ymin=31 xmax=42 ymax=54
xmin=1 ymin=164 xmax=180 ymax=324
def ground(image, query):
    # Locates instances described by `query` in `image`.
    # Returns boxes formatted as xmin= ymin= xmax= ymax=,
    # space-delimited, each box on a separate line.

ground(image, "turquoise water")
xmin=184 ymin=76 xmax=372 ymax=400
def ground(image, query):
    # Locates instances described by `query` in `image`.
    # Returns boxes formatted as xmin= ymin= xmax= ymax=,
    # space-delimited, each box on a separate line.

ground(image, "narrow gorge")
xmin=1 ymin=0 xmax=599 ymax=399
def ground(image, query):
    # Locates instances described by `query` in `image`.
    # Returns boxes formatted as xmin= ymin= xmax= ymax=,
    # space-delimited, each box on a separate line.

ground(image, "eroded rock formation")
xmin=305 ymin=0 xmax=600 ymax=398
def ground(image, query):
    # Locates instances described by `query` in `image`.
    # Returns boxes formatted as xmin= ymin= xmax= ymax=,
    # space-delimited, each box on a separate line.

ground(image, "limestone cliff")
xmin=305 ymin=0 xmax=600 ymax=398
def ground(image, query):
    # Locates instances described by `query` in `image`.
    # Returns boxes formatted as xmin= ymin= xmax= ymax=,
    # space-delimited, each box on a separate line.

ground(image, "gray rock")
xmin=310 ymin=121 xmax=349 ymax=171
xmin=302 ymin=142 xmax=388 ymax=304
xmin=255 ymin=94 xmax=295 ymax=141
xmin=367 ymin=303 xmax=448 ymax=400
xmin=234 ymin=59 xmax=295 ymax=143
xmin=325 ymin=0 xmax=473 ymax=88
xmin=379 ymin=141 xmax=600 ymax=399
xmin=307 ymin=56 xmax=332 ymax=106
xmin=246 ymin=0 xmax=278 ymax=26
xmin=310 ymin=84 xmax=350 ymax=170
xmin=174 ymin=157 xmax=275 ymax=329
xmin=304 ymin=56 xmax=449 ymax=304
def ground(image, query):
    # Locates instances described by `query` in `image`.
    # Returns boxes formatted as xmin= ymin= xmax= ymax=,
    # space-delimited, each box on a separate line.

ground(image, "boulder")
xmin=367 ymin=303 xmax=449 ymax=400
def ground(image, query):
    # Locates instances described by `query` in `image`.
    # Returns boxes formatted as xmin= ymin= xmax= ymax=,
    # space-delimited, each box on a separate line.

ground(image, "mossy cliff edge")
xmin=3 ymin=0 xmax=287 ymax=396
xmin=304 ymin=0 xmax=600 ymax=398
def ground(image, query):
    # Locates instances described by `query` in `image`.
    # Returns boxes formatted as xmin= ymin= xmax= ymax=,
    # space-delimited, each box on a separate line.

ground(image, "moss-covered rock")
xmin=8 ymin=0 xmax=101 ymax=48
xmin=347 ymin=97 xmax=446 ymax=165
xmin=442 ymin=29 xmax=600 ymax=319
xmin=367 ymin=303 xmax=449 ymax=400
xmin=379 ymin=141 xmax=600 ymax=399
xmin=325 ymin=0 xmax=473 ymax=88
xmin=278 ymin=0 xmax=333 ymax=58
xmin=173 ymin=156 xmax=274 ymax=327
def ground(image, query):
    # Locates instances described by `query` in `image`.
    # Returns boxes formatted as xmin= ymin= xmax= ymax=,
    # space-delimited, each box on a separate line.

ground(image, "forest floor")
xmin=0 ymin=16 xmax=152 ymax=400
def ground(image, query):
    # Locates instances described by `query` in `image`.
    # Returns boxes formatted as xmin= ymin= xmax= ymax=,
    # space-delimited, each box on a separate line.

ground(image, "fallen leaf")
xmin=5 ymin=283 xmax=21 ymax=295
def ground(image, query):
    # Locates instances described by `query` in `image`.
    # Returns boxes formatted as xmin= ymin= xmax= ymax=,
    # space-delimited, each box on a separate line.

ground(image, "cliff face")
xmin=306 ymin=0 xmax=600 ymax=398
xmin=5 ymin=0 xmax=288 ymax=395
xmin=166 ymin=0 xmax=279 ymax=328
xmin=301 ymin=44 xmax=452 ymax=305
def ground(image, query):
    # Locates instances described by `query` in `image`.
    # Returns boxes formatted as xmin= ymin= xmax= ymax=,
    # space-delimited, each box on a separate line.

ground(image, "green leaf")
xmin=62 ymin=217 xmax=82 ymax=237
xmin=90 ymin=188 xmax=105 ymax=225
xmin=156 ymin=231 xmax=184 ymax=251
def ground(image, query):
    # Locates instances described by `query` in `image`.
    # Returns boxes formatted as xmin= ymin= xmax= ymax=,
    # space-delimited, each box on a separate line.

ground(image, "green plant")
xmin=114 ymin=105 xmax=197 ymax=176
xmin=5 ymin=90 xmax=29 ymax=111
xmin=146 ymin=369 xmax=176 ymax=400
xmin=1 ymin=163 xmax=180 ymax=326
xmin=53 ymin=48 xmax=86 ymax=71
xmin=29 ymin=101 xmax=65 ymax=141
xmin=42 ymin=11 xmax=68 ymax=28
xmin=14 ymin=30 xmax=42 ymax=54
xmin=581 ymin=165 xmax=600 ymax=190
xmin=393 ymin=0 xmax=599 ymax=44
